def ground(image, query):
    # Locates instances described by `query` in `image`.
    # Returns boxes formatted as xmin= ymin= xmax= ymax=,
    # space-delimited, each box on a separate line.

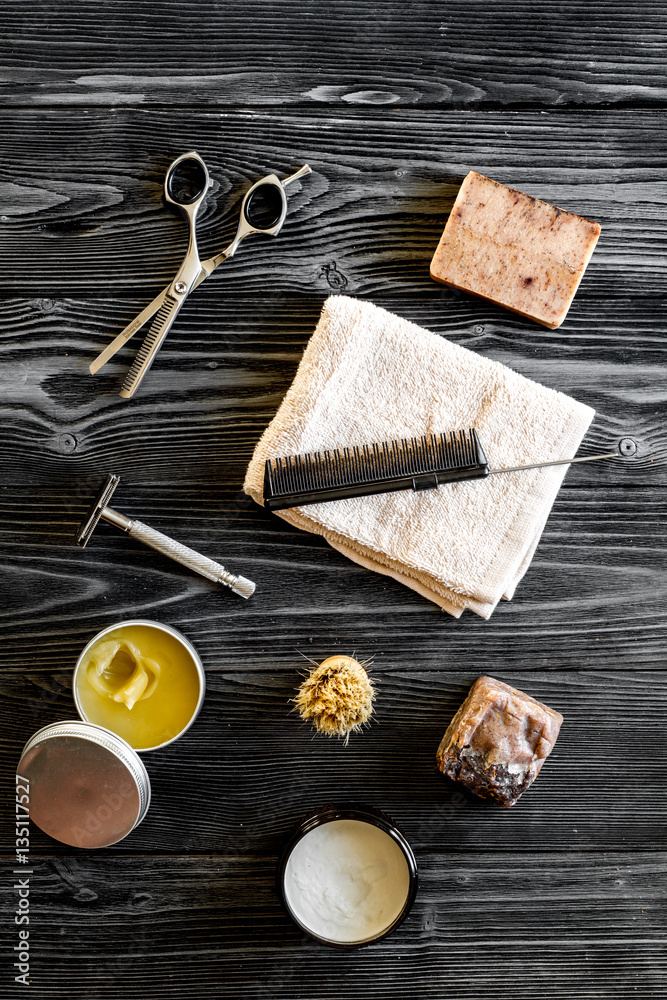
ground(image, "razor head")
xmin=76 ymin=474 xmax=121 ymax=547
xmin=263 ymin=429 xmax=489 ymax=511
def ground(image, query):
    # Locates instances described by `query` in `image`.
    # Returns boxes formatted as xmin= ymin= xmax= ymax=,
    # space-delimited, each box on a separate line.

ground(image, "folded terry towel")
xmin=244 ymin=296 xmax=595 ymax=618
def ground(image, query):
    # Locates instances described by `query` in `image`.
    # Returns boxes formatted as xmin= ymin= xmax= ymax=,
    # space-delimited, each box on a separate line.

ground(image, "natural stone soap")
xmin=430 ymin=171 xmax=601 ymax=329
xmin=436 ymin=675 xmax=563 ymax=807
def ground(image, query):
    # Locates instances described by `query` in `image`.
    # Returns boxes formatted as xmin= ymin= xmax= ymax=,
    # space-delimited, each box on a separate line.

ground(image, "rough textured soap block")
xmin=436 ymin=675 xmax=563 ymax=807
xmin=430 ymin=171 xmax=601 ymax=329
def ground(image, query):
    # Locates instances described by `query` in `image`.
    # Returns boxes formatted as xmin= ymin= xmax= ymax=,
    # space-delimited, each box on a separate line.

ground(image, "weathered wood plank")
xmin=0 ymin=483 xmax=665 ymax=670
xmin=2 ymin=481 xmax=666 ymax=662
xmin=3 ymin=2 xmax=667 ymax=109
xmin=0 ymin=295 xmax=664 ymax=484
xmin=2 ymin=7 xmax=665 ymax=998
xmin=3 ymin=669 xmax=666 ymax=853
xmin=0 ymin=110 xmax=665 ymax=297
xmin=1 ymin=854 xmax=665 ymax=998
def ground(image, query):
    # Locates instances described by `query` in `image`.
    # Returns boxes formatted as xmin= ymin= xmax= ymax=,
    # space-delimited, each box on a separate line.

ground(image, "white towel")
xmin=243 ymin=296 xmax=595 ymax=618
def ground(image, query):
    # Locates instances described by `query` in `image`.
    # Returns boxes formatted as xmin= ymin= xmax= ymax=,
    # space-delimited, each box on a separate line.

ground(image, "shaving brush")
xmin=294 ymin=655 xmax=375 ymax=742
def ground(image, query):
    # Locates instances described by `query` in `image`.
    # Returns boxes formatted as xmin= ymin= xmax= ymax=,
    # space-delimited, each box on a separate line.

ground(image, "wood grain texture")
xmin=2 ymin=9 xmax=666 ymax=998
xmin=1 ymin=854 xmax=665 ymax=999
xmin=0 ymin=110 xmax=666 ymax=297
xmin=3 ymin=1 xmax=667 ymax=109
xmin=3 ymin=669 xmax=666 ymax=854
xmin=0 ymin=294 xmax=664 ymax=484
xmin=0 ymin=484 xmax=666 ymax=670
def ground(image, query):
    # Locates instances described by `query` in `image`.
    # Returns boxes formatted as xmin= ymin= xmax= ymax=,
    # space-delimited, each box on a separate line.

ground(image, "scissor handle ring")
xmin=164 ymin=151 xmax=210 ymax=209
xmin=240 ymin=174 xmax=288 ymax=237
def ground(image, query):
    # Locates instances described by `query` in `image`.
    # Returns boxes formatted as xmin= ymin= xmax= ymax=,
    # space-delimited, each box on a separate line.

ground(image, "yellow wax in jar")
xmin=75 ymin=624 xmax=202 ymax=750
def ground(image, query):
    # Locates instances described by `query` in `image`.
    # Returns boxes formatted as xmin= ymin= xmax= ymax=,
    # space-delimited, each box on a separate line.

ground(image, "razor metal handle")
xmin=105 ymin=509 xmax=255 ymax=598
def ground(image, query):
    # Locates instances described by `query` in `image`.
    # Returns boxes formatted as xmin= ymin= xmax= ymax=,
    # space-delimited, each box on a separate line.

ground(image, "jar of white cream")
xmin=278 ymin=804 xmax=418 ymax=947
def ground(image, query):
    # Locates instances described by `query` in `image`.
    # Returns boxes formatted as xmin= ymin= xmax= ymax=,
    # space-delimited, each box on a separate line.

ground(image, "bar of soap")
xmin=430 ymin=171 xmax=601 ymax=329
xmin=436 ymin=675 xmax=563 ymax=807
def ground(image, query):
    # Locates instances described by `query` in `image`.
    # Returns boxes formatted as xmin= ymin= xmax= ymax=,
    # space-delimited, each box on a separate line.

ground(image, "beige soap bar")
xmin=430 ymin=171 xmax=601 ymax=329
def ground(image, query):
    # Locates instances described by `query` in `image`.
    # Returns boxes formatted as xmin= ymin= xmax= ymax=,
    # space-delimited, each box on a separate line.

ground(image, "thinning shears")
xmin=90 ymin=152 xmax=311 ymax=398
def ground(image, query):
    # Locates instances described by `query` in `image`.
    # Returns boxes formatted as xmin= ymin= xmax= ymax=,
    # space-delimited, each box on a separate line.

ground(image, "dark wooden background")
xmin=1 ymin=3 xmax=666 ymax=997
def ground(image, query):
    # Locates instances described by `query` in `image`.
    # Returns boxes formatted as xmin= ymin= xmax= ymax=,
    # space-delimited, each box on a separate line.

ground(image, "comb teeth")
xmin=120 ymin=297 xmax=180 ymax=397
xmin=264 ymin=429 xmax=489 ymax=510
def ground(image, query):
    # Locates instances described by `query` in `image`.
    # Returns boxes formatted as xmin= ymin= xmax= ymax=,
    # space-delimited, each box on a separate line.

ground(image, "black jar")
xmin=277 ymin=803 xmax=418 ymax=948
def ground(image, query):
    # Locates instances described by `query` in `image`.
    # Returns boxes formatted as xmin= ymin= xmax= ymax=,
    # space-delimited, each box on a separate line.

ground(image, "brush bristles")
xmin=294 ymin=655 xmax=375 ymax=742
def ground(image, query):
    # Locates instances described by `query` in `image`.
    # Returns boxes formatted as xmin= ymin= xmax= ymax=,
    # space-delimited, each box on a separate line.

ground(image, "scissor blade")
xmin=89 ymin=286 xmax=170 ymax=375
xmin=119 ymin=294 xmax=183 ymax=399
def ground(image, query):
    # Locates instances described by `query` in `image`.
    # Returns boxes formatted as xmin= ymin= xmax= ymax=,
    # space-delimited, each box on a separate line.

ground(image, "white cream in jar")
xmin=282 ymin=818 xmax=412 ymax=944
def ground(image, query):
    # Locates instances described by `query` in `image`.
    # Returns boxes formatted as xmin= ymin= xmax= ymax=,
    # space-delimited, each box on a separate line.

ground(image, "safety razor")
xmin=76 ymin=474 xmax=255 ymax=598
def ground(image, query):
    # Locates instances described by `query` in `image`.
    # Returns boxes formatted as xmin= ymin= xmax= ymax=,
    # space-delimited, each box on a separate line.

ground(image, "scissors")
xmin=90 ymin=151 xmax=311 ymax=398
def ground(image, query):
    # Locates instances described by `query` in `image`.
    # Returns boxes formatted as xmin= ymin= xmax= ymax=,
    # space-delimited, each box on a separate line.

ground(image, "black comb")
xmin=263 ymin=430 xmax=620 ymax=511
xmin=263 ymin=429 xmax=490 ymax=510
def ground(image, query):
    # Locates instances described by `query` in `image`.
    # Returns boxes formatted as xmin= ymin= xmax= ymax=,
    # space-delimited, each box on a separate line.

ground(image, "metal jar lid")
xmin=16 ymin=721 xmax=151 ymax=849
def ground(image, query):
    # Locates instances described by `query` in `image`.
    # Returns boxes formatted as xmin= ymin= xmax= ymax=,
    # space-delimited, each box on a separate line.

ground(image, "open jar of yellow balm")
xmin=73 ymin=621 xmax=205 ymax=752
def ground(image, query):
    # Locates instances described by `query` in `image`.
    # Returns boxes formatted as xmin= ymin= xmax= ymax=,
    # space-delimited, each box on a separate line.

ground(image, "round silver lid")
xmin=17 ymin=721 xmax=151 ymax=849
